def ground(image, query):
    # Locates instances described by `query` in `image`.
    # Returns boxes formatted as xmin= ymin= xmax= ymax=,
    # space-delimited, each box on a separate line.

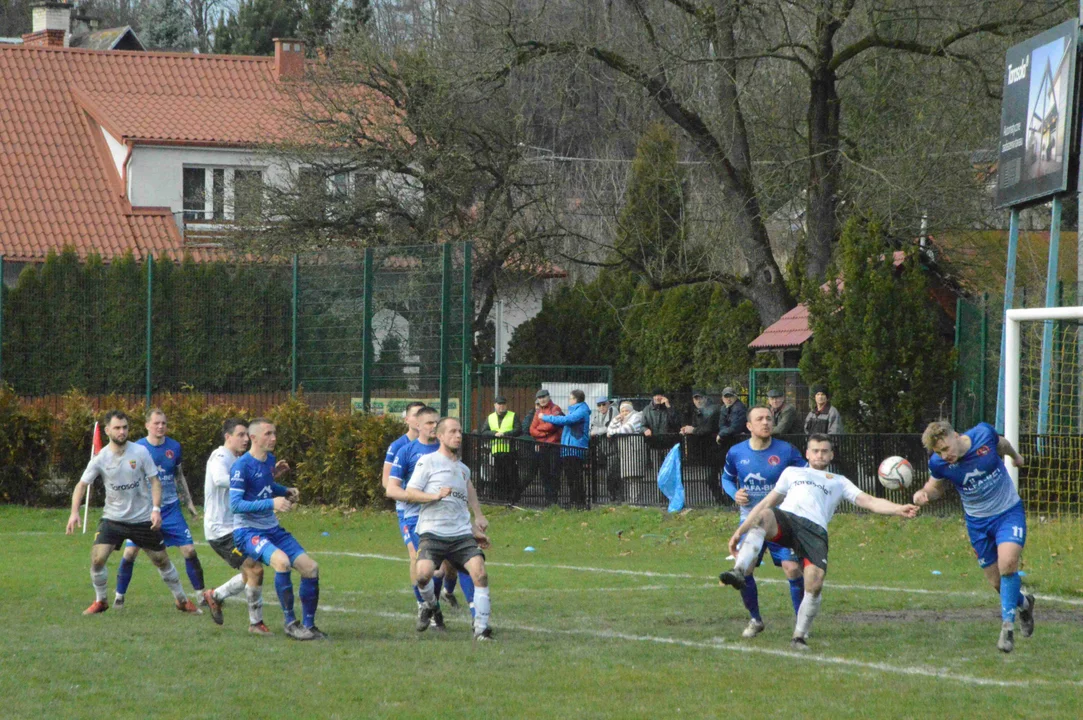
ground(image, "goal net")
xmin=1005 ymin=306 xmax=1083 ymax=517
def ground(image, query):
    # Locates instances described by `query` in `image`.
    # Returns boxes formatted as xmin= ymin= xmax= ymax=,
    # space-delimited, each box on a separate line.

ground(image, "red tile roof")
xmin=748 ymin=304 xmax=812 ymax=350
xmin=0 ymin=44 xmax=388 ymax=262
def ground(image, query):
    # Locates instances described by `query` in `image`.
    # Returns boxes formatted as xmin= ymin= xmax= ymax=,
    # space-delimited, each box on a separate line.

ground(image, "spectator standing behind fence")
xmin=607 ymin=401 xmax=644 ymax=503
xmin=682 ymin=390 xmax=723 ymax=502
xmin=591 ymin=398 xmax=617 ymax=437
xmin=641 ymin=389 xmax=679 ymax=504
xmin=804 ymin=385 xmax=843 ymax=435
xmin=716 ymin=388 xmax=748 ymax=446
xmin=483 ymin=396 xmax=521 ymax=504
xmin=541 ymin=390 xmax=591 ymax=507
xmin=768 ymin=389 xmax=799 ymax=436
xmin=529 ymin=389 xmax=563 ymax=506
xmin=680 ymin=391 xmax=720 ymax=437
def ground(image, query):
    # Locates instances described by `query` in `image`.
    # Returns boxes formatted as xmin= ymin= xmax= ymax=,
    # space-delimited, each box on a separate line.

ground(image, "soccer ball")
xmin=877 ymin=456 xmax=914 ymax=490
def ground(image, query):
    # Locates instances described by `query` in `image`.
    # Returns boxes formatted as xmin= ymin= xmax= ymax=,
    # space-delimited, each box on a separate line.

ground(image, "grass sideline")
xmin=2 ymin=504 xmax=1081 ymax=719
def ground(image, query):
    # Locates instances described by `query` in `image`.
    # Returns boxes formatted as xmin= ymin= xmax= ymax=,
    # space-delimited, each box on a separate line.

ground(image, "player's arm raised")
xmin=728 ymin=490 xmax=784 ymax=556
xmin=854 ymin=492 xmax=918 ymax=518
xmin=996 ymin=436 xmax=1026 ymax=467
xmin=913 ymin=477 xmax=948 ymax=506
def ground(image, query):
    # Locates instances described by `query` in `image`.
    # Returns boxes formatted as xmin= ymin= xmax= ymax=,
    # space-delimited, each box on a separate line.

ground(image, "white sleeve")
xmin=461 ymin=462 xmax=471 ymax=483
xmin=773 ymin=467 xmax=793 ymax=495
xmin=79 ymin=454 xmax=99 ymax=485
xmin=840 ymin=476 xmax=862 ymax=504
xmin=207 ymin=454 xmax=231 ymax=488
xmin=406 ymin=457 xmax=431 ymax=492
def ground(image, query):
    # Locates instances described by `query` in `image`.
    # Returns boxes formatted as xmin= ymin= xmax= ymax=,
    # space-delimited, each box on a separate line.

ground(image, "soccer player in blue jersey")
xmin=230 ymin=417 xmax=325 ymax=641
xmin=113 ymin=409 xmax=205 ymax=611
xmin=720 ymin=405 xmax=807 ymax=638
xmin=916 ymin=420 xmax=1035 ymax=653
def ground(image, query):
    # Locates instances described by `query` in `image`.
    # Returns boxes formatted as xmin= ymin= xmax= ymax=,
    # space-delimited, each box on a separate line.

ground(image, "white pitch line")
xmin=319 ymin=605 xmax=1077 ymax=689
xmin=315 ymin=550 xmax=1083 ymax=606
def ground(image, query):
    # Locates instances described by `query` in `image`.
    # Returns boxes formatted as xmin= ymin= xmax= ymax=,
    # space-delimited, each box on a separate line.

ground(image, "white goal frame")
xmin=1002 ymin=305 xmax=1083 ymax=487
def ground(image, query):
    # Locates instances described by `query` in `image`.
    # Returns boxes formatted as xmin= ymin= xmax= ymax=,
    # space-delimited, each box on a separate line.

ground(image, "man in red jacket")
xmin=530 ymin=389 xmax=563 ymax=506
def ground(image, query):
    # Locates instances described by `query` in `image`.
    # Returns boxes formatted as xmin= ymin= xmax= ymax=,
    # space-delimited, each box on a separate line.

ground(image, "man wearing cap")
xmin=483 ymin=396 xmax=521 ymax=503
xmin=767 ymin=389 xmax=799 ymax=436
xmin=680 ymin=391 xmax=720 ymax=437
xmin=682 ymin=391 xmax=723 ymax=501
xmin=804 ymin=385 xmax=843 ymax=435
xmin=716 ymin=388 xmax=748 ymax=448
xmin=591 ymin=398 xmax=617 ymax=438
xmin=529 ymin=389 xmax=563 ymax=506
xmin=641 ymin=389 xmax=679 ymax=501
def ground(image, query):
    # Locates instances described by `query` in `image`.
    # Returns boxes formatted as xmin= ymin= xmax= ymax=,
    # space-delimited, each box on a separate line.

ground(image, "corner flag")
xmin=82 ymin=422 xmax=103 ymax=534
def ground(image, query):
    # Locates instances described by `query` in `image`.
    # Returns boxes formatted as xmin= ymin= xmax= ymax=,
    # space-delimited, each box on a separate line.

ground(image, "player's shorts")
xmin=740 ymin=531 xmax=797 ymax=568
xmin=417 ymin=533 xmax=484 ymax=571
xmin=208 ymin=533 xmax=247 ymax=570
xmin=94 ymin=518 xmax=166 ymax=552
xmin=233 ymin=526 xmax=306 ymax=566
xmin=771 ymin=508 xmax=829 ymax=572
xmin=965 ymin=501 xmax=1027 ymax=569
xmin=397 ymin=510 xmax=420 ymax=551
xmin=124 ymin=501 xmax=192 ymax=549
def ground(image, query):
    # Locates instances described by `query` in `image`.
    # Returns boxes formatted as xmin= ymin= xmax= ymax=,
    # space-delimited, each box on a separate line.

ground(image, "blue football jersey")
xmin=137 ymin=436 xmax=183 ymax=506
xmin=385 ymin=434 xmax=411 ymax=465
xmin=229 ymin=451 xmax=286 ymax=531
xmin=929 ymin=422 xmax=1020 ymax=518
xmin=389 ymin=439 xmax=440 ymax=518
xmin=723 ymin=438 xmax=807 ymax=519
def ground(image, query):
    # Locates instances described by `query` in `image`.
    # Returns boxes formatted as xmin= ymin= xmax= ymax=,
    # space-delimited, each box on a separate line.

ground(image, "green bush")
xmin=0 ymin=387 xmax=53 ymax=504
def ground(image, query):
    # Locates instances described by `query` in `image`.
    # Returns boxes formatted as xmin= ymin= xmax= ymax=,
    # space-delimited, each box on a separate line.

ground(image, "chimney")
xmin=274 ymin=38 xmax=305 ymax=81
xmin=22 ymin=1 xmax=71 ymax=47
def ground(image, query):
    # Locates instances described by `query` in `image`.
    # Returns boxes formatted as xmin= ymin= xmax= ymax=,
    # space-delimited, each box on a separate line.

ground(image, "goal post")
xmin=1003 ymin=305 xmax=1083 ymax=490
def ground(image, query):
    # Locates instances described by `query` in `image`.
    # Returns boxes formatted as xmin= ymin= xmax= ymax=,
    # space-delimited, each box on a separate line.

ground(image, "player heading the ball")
xmin=916 ymin=420 xmax=1034 ymax=653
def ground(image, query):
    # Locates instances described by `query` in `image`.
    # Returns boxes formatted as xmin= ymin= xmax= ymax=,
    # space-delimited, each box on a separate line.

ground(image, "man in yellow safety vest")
xmin=483 ymin=396 xmax=522 ymax=503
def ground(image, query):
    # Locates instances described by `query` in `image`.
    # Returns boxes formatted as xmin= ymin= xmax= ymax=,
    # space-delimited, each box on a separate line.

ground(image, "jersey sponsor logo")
xmin=977 ymin=445 xmax=991 ymax=456
xmin=256 ymin=485 xmax=274 ymax=499
xmin=165 ymin=449 xmax=175 ymax=459
xmin=768 ymin=455 xmax=781 ymax=466
xmin=961 ymin=469 xmax=985 ymax=489
xmin=110 ymin=481 xmax=141 ymax=491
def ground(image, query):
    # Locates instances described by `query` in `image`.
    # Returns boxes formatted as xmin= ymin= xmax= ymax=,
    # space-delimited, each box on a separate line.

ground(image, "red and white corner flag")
xmin=82 ymin=422 xmax=103 ymax=534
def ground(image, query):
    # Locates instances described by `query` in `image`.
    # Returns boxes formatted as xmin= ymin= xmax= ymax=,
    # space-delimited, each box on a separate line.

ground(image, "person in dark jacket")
xmin=716 ymin=387 xmax=748 ymax=447
xmin=804 ymin=385 xmax=843 ymax=435
xmin=529 ymin=389 xmax=563 ymax=505
xmin=641 ymin=388 xmax=679 ymax=498
xmin=682 ymin=390 xmax=724 ymax=501
xmin=767 ymin=388 xmax=799 ymax=436
xmin=541 ymin=389 xmax=591 ymax=507
xmin=680 ymin=391 xmax=721 ymax=437
xmin=482 ymin=395 xmax=522 ymax=503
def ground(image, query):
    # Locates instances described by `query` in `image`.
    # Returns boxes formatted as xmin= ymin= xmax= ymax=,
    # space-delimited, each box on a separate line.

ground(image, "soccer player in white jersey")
xmin=200 ymin=418 xmax=269 ymax=634
xmin=406 ymin=417 xmax=493 ymax=640
xmin=65 ymin=410 xmax=200 ymax=615
xmin=719 ymin=434 xmax=919 ymax=649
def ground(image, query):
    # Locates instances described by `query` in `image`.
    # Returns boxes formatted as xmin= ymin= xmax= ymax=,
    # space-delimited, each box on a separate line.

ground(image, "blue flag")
xmin=656 ymin=443 xmax=684 ymax=513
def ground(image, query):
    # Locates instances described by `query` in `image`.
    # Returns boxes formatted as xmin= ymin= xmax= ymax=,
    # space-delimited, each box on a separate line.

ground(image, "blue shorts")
xmin=397 ymin=510 xmax=420 ymax=551
xmin=965 ymin=502 xmax=1026 ymax=569
xmin=125 ymin=501 xmax=192 ymax=549
xmin=740 ymin=532 xmax=796 ymax=568
xmin=233 ymin=526 xmax=306 ymax=566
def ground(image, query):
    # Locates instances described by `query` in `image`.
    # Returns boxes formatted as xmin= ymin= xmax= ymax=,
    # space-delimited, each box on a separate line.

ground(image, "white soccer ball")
xmin=877 ymin=456 xmax=914 ymax=490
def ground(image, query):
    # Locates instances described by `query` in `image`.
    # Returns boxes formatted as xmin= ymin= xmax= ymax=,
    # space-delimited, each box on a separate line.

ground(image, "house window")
xmin=233 ymin=169 xmax=264 ymax=221
xmin=183 ymin=166 xmax=263 ymax=222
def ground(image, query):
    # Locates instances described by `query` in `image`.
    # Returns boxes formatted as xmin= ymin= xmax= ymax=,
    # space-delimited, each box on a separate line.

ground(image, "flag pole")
xmin=82 ymin=422 xmax=101 ymax=534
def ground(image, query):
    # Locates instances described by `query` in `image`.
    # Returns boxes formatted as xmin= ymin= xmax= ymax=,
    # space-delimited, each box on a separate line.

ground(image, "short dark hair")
xmin=104 ymin=410 xmax=128 ymax=426
xmin=222 ymin=417 xmax=248 ymax=438
xmin=416 ymin=406 xmax=438 ymax=418
xmin=404 ymin=401 xmax=426 ymax=415
xmin=570 ymin=389 xmax=585 ymax=403
xmin=807 ymin=433 xmax=832 ymax=448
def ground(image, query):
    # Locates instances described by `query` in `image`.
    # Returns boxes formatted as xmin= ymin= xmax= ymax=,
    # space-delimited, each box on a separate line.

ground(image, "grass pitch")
xmin=2 ymin=504 xmax=1081 ymax=719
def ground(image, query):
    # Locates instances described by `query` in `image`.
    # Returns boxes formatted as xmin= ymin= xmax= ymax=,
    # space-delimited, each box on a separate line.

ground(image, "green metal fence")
xmin=0 ymin=244 xmax=472 ymax=420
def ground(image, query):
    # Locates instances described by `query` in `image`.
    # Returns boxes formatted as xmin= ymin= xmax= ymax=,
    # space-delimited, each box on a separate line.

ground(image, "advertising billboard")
xmin=996 ymin=20 xmax=1079 ymax=208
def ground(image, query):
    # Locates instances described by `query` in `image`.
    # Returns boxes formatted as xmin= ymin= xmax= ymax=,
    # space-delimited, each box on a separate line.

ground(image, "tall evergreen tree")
xmin=799 ymin=217 xmax=956 ymax=432
xmin=213 ymin=0 xmax=301 ymax=56
xmin=138 ymin=0 xmax=195 ymax=51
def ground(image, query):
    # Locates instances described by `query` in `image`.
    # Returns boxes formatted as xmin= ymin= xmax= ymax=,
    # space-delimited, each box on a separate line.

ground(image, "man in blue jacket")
xmin=541 ymin=389 xmax=591 ymax=507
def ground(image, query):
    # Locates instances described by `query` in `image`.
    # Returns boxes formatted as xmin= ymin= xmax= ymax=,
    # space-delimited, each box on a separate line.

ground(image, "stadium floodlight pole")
xmin=1036 ymin=196 xmax=1063 ymax=436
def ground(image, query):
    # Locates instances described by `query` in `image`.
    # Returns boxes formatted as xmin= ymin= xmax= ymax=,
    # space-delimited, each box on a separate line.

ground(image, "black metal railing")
xmin=462 ymin=432 xmax=964 ymax=515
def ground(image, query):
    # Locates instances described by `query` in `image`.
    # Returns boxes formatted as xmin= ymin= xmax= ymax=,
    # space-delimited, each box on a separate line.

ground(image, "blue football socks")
xmin=275 ymin=571 xmax=296 ymax=625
